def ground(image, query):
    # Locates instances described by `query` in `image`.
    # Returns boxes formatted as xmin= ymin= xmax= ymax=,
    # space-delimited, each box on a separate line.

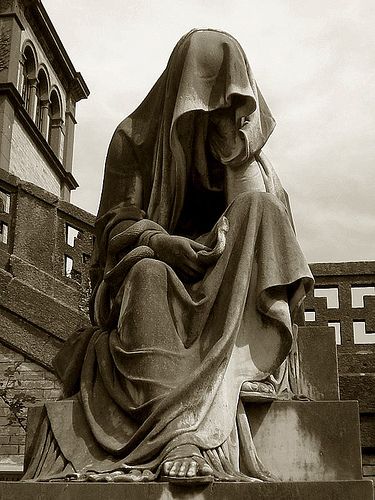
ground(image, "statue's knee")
xmin=130 ymin=258 xmax=167 ymax=283
xmin=230 ymin=192 xmax=287 ymax=223
xmin=232 ymin=191 xmax=274 ymax=208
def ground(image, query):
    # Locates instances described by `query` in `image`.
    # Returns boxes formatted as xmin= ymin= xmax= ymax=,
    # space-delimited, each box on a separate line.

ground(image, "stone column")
xmin=49 ymin=117 xmax=64 ymax=159
xmin=28 ymin=78 xmax=38 ymax=120
xmin=63 ymin=96 xmax=76 ymax=173
xmin=17 ymin=53 xmax=26 ymax=95
xmin=40 ymin=99 xmax=50 ymax=138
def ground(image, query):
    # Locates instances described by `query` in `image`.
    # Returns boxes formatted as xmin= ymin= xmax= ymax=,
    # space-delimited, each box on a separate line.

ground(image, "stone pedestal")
xmin=247 ymin=400 xmax=362 ymax=481
xmin=0 ymin=480 xmax=373 ymax=499
xmin=11 ymin=325 xmax=374 ymax=499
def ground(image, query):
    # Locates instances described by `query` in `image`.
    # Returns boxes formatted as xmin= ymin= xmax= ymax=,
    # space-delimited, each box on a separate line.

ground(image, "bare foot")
xmin=162 ymin=445 xmax=213 ymax=480
xmin=241 ymin=381 xmax=275 ymax=394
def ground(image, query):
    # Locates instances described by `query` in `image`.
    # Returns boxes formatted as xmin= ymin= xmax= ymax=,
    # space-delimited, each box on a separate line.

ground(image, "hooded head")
xmin=99 ymin=29 xmax=276 ymax=232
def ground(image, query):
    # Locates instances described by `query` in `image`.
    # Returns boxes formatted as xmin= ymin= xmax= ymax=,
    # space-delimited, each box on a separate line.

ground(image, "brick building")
xmin=0 ymin=0 xmax=92 ymax=475
xmin=0 ymin=0 xmax=89 ymax=199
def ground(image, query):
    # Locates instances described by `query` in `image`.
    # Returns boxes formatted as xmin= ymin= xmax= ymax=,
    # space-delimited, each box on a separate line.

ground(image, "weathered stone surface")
xmin=0 ymin=342 xmax=61 ymax=467
xmin=0 ymin=480 xmax=373 ymax=499
xmin=310 ymin=261 xmax=375 ymax=276
xmin=340 ymin=374 xmax=375 ymax=412
xmin=0 ymin=270 xmax=89 ymax=342
xmin=12 ymin=188 xmax=58 ymax=274
xmin=9 ymin=254 xmax=81 ymax=308
xmin=247 ymin=401 xmax=362 ymax=481
xmin=297 ymin=326 xmax=339 ymax=400
xmin=339 ymin=350 xmax=375 ymax=374
xmin=9 ymin=120 xmax=62 ymax=196
xmin=0 ymin=169 xmax=94 ymax=300
xmin=25 ymin=400 xmax=364 ymax=483
xmin=360 ymin=414 xmax=375 ymax=448
xmin=306 ymin=261 xmax=375 ymax=346
xmin=58 ymin=199 xmax=95 ymax=227
xmin=363 ymin=465 xmax=375 ymax=477
xmin=0 ymin=306 xmax=62 ymax=368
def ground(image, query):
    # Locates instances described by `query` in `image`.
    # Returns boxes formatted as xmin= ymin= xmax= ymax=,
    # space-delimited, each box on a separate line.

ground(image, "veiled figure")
xmin=24 ymin=29 xmax=313 ymax=483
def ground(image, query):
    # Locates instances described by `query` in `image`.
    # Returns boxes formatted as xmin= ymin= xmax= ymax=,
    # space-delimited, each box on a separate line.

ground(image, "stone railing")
xmin=304 ymin=262 xmax=375 ymax=475
xmin=304 ymin=262 xmax=375 ymax=348
xmin=0 ymin=168 xmax=94 ymax=307
xmin=0 ymin=169 xmax=94 ymax=369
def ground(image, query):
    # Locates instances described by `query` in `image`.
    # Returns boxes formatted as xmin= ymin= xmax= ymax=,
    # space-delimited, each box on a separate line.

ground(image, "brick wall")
xmin=8 ymin=117 xmax=61 ymax=196
xmin=0 ymin=342 xmax=62 ymax=469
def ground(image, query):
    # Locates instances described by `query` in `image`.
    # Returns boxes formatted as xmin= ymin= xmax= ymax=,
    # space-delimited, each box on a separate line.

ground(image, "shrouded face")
xmin=207 ymin=105 xmax=248 ymax=167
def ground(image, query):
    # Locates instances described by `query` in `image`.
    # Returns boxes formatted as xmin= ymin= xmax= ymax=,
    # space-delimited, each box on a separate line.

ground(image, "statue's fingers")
xmin=189 ymin=240 xmax=211 ymax=252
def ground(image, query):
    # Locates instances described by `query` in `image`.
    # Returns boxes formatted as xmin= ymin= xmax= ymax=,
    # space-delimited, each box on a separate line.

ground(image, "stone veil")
xmin=23 ymin=29 xmax=313 ymax=482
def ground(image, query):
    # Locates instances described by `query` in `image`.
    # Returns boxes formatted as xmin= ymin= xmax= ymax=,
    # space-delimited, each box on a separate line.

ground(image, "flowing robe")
xmin=24 ymin=29 xmax=313 ymax=482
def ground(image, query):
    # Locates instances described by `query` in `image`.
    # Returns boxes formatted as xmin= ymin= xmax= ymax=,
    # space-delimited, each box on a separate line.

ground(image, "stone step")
xmin=0 ymin=480 xmax=373 ymax=499
xmin=246 ymin=400 xmax=362 ymax=481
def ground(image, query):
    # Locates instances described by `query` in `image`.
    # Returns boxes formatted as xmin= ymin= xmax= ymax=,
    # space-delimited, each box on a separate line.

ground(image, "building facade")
xmin=0 ymin=0 xmax=91 ymax=474
xmin=0 ymin=0 xmax=89 ymax=203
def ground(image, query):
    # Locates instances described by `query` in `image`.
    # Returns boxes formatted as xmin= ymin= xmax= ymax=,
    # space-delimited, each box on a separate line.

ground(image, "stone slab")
xmin=297 ymin=326 xmax=339 ymax=400
xmin=0 ymin=480 xmax=373 ymax=500
xmin=25 ymin=401 xmax=363 ymax=483
xmin=246 ymin=400 xmax=362 ymax=481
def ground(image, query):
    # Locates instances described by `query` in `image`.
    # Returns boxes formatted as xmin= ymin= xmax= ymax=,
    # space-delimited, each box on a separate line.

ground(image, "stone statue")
xmin=23 ymin=29 xmax=313 ymax=483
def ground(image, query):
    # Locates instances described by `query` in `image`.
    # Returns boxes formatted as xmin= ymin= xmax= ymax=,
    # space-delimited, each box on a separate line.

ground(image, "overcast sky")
xmin=42 ymin=0 xmax=375 ymax=263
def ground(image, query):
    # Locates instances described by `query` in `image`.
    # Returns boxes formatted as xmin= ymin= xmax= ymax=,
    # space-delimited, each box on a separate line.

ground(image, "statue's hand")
xmin=150 ymin=234 xmax=211 ymax=280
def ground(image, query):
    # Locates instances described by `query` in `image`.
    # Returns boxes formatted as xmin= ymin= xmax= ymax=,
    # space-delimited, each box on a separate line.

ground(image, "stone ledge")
xmin=0 ymin=480 xmax=373 ymax=500
xmin=0 ymin=270 xmax=89 ymax=342
xmin=8 ymin=255 xmax=82 ymax=307
xmin=0 ymin=307 xmax=61 ymax=370
xmin=310 ymin=261 xmax=375 ymax=276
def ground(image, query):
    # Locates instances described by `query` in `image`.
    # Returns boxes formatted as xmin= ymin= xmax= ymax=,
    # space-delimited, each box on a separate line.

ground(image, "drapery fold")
xmin=24 ymin=29 xmax=314 ymax=482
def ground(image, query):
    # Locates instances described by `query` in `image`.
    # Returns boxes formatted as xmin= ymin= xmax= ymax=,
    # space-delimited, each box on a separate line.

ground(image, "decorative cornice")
xmin=65 ymin=171 xmax=79 ymax=190
xmin=0 ymin=11 xmax=25 ymax=30
xmin=65 ymin=109 xmax=77 ymax=124
xmin=0 ymin=82 xmax=79 ymax=191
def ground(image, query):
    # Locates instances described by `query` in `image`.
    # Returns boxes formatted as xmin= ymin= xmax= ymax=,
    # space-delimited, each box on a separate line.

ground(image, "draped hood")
xmin=97 ymin=29 xmax=276 ymax=232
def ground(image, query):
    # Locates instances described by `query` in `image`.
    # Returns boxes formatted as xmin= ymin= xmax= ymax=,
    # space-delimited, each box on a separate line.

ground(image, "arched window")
xmin=48 ymin=88 xmax=64 ymax=158
xmin=20 ymin=45 xmax=37 ymax=113
xmin=35 ymin=69 xmax=50 ymax=137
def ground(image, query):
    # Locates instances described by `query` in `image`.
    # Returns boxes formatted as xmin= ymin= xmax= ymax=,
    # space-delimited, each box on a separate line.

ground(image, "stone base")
xmin=246 ymin=400 xmax=363 ymax=481
xmin=25 ymin=400 xmax=364 ymax=483
xmin=0 ymin=480 xmax=373 ymax=500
